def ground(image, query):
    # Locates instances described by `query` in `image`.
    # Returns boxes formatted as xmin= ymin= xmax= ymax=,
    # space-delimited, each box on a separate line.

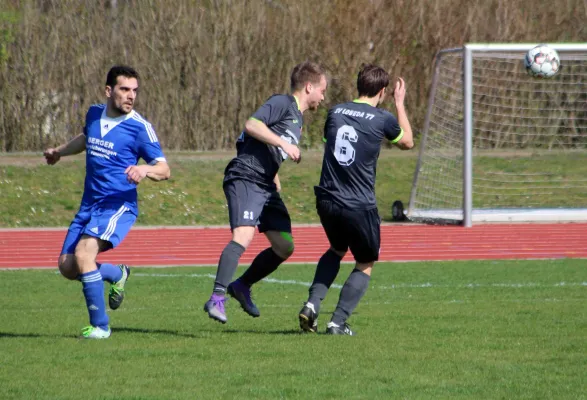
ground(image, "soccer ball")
xmin=524 ymin=44 xmax=561 ymax=78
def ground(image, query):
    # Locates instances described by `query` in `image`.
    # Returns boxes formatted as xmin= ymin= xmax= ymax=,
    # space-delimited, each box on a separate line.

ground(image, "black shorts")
xmin=224 ymin=179 xmax=291 ymax=233
xmin=316 ymin=199 xmax=381 ymax=263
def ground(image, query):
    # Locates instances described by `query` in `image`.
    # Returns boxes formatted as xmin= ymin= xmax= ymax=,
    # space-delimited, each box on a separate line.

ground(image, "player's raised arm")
xmin=244 ymin=118 xmax=301 ymax=162
xmin=43 ymin=133 xmax=87 ymax=165
xmin=393 ymin=78 xmax=414 ymax=150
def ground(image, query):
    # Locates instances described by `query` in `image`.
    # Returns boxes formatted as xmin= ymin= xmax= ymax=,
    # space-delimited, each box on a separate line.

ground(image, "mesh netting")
xmin=409 ymin=48 xmax=587 ymax=223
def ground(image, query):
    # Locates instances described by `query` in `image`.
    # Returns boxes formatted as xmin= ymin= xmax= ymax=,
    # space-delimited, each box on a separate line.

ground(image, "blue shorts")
xmin=60 ymin=202 xmax=137 ymax=255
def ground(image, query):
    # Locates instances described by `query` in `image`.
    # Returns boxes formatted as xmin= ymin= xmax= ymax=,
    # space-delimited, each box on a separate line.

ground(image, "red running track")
xmin=1 ymin=223 xmax=587 ymax=269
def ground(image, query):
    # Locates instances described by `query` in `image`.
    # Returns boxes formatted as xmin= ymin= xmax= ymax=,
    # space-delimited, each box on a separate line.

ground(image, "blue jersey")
xmin=81 ymin=104 xmax=166 ymax=215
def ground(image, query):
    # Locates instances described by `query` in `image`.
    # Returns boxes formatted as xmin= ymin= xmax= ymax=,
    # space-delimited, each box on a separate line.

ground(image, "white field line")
xmin=130 ymin=272 xmax=340 ymax=289
xmin=132 ymin=272 xmax=587 ymax=289
xmin=2 ymin=270 xmax=585 ymax=289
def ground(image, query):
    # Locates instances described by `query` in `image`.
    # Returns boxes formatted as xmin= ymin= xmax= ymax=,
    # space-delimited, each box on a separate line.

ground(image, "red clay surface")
xmin=1 ymin=223 xmax=586 ymax=269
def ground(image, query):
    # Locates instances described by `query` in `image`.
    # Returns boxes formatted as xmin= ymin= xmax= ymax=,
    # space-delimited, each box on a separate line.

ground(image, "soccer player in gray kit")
xmin=204 ymin=62 xmax=328 ymax=324
xmin=299 ymin=64 xmax=414 ymax=335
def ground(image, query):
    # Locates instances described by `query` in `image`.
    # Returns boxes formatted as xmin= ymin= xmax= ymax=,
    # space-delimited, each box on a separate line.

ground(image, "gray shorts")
xmin=316 ymin=198 xmax=381 ymax=263
xmin=223 ymin=179 xmax=291 ymax=233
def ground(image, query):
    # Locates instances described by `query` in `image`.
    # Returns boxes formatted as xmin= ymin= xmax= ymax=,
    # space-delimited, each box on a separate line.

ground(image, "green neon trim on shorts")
xmin=390 ymin=128 xmax=404 ymax=144
xmin=280 ymin=232 xmax=294 ymax=252
xmin=322 ymin=137 xmax=327 ymax=143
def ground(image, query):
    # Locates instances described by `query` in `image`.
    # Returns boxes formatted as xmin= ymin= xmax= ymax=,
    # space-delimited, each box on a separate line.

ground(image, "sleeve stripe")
xmin=390 ymin=128 xmax=404 ymax=144
xmin=147 ymin=124 xmax=158 ymax=143
xmin=132 ymin=114 xmax=159 ymax=143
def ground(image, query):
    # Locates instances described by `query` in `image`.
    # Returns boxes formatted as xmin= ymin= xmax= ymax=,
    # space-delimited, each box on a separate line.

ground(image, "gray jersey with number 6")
xmin=315 ymin=100 xmax=403 ymax=210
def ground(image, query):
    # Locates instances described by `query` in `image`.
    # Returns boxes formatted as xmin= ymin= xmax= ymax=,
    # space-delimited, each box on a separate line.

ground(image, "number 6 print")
xmin=334 ymin=125 xmax=358 ymax=166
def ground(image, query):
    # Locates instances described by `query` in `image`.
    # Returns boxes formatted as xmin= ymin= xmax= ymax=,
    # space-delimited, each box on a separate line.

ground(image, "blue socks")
xmin=97 ymin=263 xmax=122 ymax=284
xmin=80 ymin=270 xmax=109 ymax=329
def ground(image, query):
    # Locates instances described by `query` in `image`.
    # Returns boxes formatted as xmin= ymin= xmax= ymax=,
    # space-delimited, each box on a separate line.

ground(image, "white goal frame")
xmin=408 ymin=43 xmax=587 ymax=227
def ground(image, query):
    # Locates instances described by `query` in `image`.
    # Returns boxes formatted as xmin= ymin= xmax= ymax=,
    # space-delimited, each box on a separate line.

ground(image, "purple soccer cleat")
xmin=204 ymin=293 xmax=227 ymax=323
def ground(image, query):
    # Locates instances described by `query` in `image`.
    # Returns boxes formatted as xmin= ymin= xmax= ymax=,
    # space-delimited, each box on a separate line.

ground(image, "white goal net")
xmin=408 ymin=44 xmax=587 ymax=226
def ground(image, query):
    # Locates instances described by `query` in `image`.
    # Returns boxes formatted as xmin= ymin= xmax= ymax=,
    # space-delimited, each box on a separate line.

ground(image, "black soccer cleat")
xmin=227 ymin=280 xmax=260 ymax=318
xmin=109 ymin=264 xmax=130 ymax=310
xmin=326 ymin=321 xmax=354 ymax=336
xmin=298 ymin=302 xmax=318 ymax=333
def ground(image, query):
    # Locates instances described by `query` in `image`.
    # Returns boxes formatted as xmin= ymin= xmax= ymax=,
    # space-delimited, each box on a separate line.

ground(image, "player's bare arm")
xmin=244 ymin=118 xmax=301 ymax=163
xmin=43 ymin=133 xmax=87 ymax=165
xmin=273 ymin=173 xmax=282 ymax=192
xmin=393 ymin=78 xmax=414 ymax=150
xmin=125 ymin=161 xmax=170 ymax=184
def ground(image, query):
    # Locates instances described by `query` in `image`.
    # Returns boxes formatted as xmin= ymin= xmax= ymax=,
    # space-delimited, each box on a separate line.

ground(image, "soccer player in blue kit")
xmin=204 ymin=61 xmax=328 ymax=324
xmin=43 ymin=66 xmax=170 ymax=339
xmin=298 ymin=64 xmax=414 ymax=335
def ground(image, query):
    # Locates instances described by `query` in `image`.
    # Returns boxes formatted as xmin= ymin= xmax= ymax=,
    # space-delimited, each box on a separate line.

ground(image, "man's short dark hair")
xmin=357 ymin=64 xmax=389 ymax=97
xmin=290 ymin=61 xmax=325 ymax=91
xmin=106 ymin=65 xmax=140 ymax=88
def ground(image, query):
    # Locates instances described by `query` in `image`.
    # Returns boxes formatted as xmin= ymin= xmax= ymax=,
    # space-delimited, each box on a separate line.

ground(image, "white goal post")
xmin=407 ymin=43 xmax=587 ymax=227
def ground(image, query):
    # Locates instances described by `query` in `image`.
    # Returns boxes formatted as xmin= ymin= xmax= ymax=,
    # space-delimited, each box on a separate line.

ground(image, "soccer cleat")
xmin=326 ymin=321 xmax=354 ymax=336
xmin=204 ymin=293 xmax=227 ymax=323
xmin=227 ymin=280 xmax=260 ymax=318
xmin=298 ymin=302 xmax=318 ymax=333
xmin=109 ymin=264 xmax=130 ymax=310
xmin=80 ymin=325 xmax=111 ymax=339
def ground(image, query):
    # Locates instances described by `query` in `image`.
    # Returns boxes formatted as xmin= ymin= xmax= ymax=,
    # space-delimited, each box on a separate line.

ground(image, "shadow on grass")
xmin=115 ymin=326 xmax=209 ymax=338
xmin=115 ymin=326 xmax=303 ymax=337
xmin=0 ymin=327 xmax=309 ymax=340
xmin=0 ymin=331 xmax=77 ymax=339
xmin=223 ymin=328 xmax=302 ymax=335
xmin=0 ymin=329 xmax=213 ymax=340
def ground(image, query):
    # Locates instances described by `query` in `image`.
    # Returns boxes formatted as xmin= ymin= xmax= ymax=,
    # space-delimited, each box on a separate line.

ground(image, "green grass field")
xmin=1 ymin=259 xmax=586 ymax=399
